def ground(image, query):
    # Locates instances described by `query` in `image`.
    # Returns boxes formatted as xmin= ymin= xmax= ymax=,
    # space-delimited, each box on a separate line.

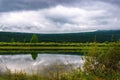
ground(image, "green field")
xmin=0 ymin=42 xmax=119 ymax=53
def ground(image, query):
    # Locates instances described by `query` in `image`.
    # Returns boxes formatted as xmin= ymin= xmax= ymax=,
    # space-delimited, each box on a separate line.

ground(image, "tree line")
xmin=0 ymin=30 xmax=120 ymax=43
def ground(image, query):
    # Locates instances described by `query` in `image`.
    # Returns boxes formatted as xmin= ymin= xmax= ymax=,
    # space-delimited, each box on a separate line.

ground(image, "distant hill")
xmin=0 ymin=30 xmax=120 ymax=42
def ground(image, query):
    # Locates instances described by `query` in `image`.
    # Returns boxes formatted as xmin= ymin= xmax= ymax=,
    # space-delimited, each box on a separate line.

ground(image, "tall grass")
xmin=84 ymin=41 xmax=120 ymax=80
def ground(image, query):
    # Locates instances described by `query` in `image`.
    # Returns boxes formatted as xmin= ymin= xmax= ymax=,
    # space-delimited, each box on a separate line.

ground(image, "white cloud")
xmin=0 ymin=3 xmax=120 ymax=33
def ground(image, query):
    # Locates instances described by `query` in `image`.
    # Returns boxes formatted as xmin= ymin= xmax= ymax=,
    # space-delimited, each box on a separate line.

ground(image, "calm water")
xmin=0 ymin=53 xmax=84 ymax=74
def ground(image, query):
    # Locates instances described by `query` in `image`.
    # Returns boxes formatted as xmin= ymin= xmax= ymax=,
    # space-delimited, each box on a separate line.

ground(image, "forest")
xmin=0 ymin=30 xmax=120 ymax=43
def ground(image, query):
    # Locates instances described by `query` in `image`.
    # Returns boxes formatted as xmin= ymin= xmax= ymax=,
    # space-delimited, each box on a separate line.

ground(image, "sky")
xmin=0 ymin=0 xmax=120 ymax=33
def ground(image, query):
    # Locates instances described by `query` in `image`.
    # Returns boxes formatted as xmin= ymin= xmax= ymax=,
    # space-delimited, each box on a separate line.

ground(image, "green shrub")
xmin=84 ymin=42 xmax=120 ymax=80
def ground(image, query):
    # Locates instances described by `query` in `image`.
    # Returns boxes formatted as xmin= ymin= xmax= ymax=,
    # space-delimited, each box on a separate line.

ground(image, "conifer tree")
xmin=30 ymin=34 xmax=38 ymax=43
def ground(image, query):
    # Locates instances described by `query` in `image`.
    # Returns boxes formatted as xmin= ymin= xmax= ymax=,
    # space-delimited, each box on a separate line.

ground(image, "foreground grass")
xmin=0 ymin=67 xmax=119 ymax=80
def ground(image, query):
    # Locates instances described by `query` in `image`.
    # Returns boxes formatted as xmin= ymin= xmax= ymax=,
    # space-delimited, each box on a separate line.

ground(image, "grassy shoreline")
xmin=0 ymin=42 xmax=119 ymax=53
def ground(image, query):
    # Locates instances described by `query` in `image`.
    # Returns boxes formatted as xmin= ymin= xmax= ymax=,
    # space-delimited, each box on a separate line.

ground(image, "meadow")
xmin=0 ymin=42 xmax=117 ymax=53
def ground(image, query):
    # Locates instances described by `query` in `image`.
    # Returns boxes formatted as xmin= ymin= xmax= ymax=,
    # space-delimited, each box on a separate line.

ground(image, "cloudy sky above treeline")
xmin=0 ymin=0 xmax=120 ymax=33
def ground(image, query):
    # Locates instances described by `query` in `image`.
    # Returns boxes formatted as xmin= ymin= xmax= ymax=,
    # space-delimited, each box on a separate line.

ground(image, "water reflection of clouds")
xmin=0 ymin=54 xmax=84 ymax=74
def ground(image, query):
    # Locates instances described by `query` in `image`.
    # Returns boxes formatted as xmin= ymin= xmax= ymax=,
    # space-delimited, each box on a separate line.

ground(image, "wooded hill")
xmin=0 ymin=30 xmax=120 ymax=42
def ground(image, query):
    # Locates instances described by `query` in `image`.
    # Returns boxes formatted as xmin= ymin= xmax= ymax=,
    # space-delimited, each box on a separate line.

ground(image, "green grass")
xmin=0 ymin=42 xmax=118 ymax=53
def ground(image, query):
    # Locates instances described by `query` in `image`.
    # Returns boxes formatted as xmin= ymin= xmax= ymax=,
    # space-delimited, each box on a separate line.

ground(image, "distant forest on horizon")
xmin=0 ymin=30 xmax=120 ymax=43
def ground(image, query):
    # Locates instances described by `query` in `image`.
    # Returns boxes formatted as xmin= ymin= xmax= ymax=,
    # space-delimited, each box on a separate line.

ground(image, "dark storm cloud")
xmin=0 ymin=0 xmax=78 ymax=12
xmin=103 ymin=0 xmax=120 ymax=6
xmin=0 ymin=0 xmax=119 ymax=12
xmin=0 ymin=0 xmax=50 ymax=12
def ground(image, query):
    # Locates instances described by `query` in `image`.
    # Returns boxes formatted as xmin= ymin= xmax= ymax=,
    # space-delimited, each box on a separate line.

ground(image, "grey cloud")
xmin=0 ymin=4 xmax=120 ymax=33
xmin=103 ymin=0 xmax=120 ymax=6
xmin=0 ymin=0 xmax=50 ymax=12
xmin=0 ymin=0 xmax=74 ymax=12
xmin=0 ymin=0 xmax=120 ymax=12
xmin=0 ymin=0 xmax=120 ymax=33
xmin=46 ymin=15 xmax=74 ymax=26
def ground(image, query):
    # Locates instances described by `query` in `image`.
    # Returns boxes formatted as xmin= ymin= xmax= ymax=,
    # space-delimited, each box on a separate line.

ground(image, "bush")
xmin=84 ymin=42 xmax=120 ymax=80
